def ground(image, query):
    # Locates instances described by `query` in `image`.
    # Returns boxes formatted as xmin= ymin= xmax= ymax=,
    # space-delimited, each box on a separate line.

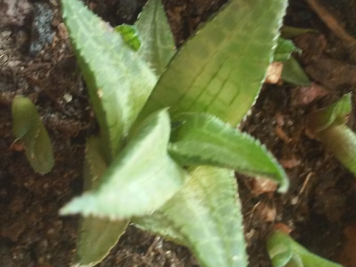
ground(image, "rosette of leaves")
xmin=12 ymin=95 xmax=54 ymax=174
xmin=267 ymin=230 xmax=344 ymax=267
xmin=59 ymin=0 xmax=289 ymax=266
xmin=307 ymin=93 xmax=356 ymax=175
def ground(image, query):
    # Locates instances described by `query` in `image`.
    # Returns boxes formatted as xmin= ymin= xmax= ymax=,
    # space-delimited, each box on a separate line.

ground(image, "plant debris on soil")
xmin=1 ymin=0 xmax=356 ymax=266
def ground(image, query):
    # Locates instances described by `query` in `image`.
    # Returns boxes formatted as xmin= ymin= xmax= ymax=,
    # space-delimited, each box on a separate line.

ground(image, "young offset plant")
xmin=275 ymin=35 xmax=310 ymax=86
xmin=12 ymin=95 xmax=54 ymax=174
xmin=267 ymin=229 xmax=344 ymax=267
xmin=307 ymin=93 xmax=356 ymax=175
xmin=59 ymin=0 xmax=289 ymax=266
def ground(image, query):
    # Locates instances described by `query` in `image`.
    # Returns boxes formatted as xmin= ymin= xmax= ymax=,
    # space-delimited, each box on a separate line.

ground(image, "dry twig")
xmin=305 ymin=0 xmax=356 ymax=57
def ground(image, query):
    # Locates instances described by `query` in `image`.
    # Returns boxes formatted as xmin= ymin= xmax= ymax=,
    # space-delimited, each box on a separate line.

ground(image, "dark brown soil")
xmin=1 ymin=0 xmax=356 ymax=266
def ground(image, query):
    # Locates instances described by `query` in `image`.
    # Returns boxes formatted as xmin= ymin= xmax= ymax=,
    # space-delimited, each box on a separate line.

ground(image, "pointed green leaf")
xmin=281 ymin=57 xmax=311 ymax=86
xmin=168 ymin=113 xmax=288 ymax=192
xmin=136 ymin=166 xmax=248 ymax=267
xmin=135 ymin=0 xmax=176 ymax=76
xmin=306 ymin=94 xmax=356 ymax=175
xmin=139 ymin=0 xmax=288 ymax=126
xmin=75 ymin=137 xmax=129 ymax=266
xmin=274 ymin=37 xmax=300 ymax=62
xmin=12 ymin=95 xmax=54 ymax=174
xmin=60 ymin=110 xmax=186 ymax=219
xmin=317 ymin=125 xmax=356 ymax=176
xmin=307 ymin=93 xmax=351 ymax=135
xmin=267 ymin=230 xmax=344 ymax=267
xmin=61 ymin=0 xmax=157 ymax=159
xmin=76 ymin=217 xmax=128 ymax=267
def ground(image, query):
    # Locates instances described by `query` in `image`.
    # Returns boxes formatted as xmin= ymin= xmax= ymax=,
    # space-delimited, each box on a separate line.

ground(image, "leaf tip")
xmin=277 ymin=177 xmax=289 ymax=193
xmin=59 ymin=194 xmax=94 ymax=216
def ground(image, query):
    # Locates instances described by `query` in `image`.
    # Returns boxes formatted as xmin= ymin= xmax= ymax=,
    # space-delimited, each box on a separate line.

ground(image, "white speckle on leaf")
xmin=97 ymin=89 xmax=103 ymax=98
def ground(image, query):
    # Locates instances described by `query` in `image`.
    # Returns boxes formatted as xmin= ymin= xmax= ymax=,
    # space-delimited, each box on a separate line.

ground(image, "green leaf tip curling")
xmin=60 ymin=109 xmax=186 ymax=219
xmin=12 ymin=95 xmax=54 ymax=174
xmin=169 ymin=113 xmax=289 ymax=192
xmin=307 ymin=93 xmax=356 ymax=176
xmin=274 ymin=37 xmax=300 ymax=62
xmin=267 ymin=230 xmax=344 ymax=267
xmin=307 ymin=93 xmax=352 ymax=136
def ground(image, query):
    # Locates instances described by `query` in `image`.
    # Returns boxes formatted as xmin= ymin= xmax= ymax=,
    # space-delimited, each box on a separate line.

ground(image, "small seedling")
xmin=267 ymin=229 xmax=344 ymax=267
xmin=12 ymin=95 xmax=54 ymax=174
xmin=274 ymin=36 xmax=310 ymax=86
xmin=307 ymin=93 xmax=356 ymax=175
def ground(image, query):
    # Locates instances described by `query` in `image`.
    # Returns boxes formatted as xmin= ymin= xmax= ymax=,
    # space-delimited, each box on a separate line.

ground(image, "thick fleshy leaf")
xmin=307 ymin=94 xmax=356 ymax=175
xmin=168 ymin=113 xmax=288 ymax=192
xmin=75 ymin=217 xmax=128 ymax=267
xmin=12 ymin=95 xmax=54 ymax=174
xmin=60 ymin=110 xmax=186 ymax=219
xmin=135 ymin=0 xmax=176 ymax=76
xmin=307 ymin=93 xmax=351 ymax=135
xmin=267 ymin=232 xmax=293 ymax=267
xmin=281 ymin=57 xmax=311 ymax=86
xmin=135 ymin=166 xmax=248 ymax=267
xmin=317 ymin=125 xmax=356 ymax=176
xmin=286 ymin=255 xmax=304 ymax=267
xmin=61 ymin=0 xmax=157 ymax=159
xmin=75 ymin=137 xmax=128 ymax=267
xmin=139 ymin=0 xmax=288 ymax=126
xmin=267 ymin=230 xmax=344 ymax=267
xmin=274 ymin=37 xmax=300 ymax=62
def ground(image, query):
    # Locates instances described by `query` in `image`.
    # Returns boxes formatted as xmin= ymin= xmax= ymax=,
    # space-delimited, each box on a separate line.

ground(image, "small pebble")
xmin=63 ymin=93 xmax=72 ymax=103
xmin=291 ymin=196 xmax=299 ymax=205
xmin=1 ymin=31 xmax=11 ymax=39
